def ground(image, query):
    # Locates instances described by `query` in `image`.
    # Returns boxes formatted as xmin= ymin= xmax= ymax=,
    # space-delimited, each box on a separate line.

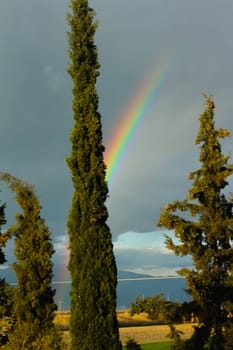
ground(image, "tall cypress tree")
xmin=66 ymin=1 xmax=120 ymax=349
xmin=158 ymin=96 xmax=233 ymax=349
xmin=0 ymin=173 xmax=63 ymax=350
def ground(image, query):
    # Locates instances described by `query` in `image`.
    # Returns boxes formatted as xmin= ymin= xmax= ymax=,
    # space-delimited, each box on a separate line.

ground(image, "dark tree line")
xmin=130 ymin=293 xmax=194 ymax=324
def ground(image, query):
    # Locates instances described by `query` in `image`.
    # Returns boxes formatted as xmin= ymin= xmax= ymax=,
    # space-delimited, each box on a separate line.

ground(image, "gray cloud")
xmin=48 ymin=230 xmax=193 ymax=278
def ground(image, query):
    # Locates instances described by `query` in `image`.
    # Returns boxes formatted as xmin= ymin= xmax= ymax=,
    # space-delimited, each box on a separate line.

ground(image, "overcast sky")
xmin=1 ymin=0 xmax=233 ymax=277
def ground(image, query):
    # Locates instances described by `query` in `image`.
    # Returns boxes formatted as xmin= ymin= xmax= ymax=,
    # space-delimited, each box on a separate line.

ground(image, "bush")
xmin=3 ymin=322 xmax=66 ymax=350
xmin=125 ymin=338 xmax=142 ymax=350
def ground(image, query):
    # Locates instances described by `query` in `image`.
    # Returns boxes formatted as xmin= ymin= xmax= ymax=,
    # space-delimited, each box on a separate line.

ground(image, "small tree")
xmin=158 ymin=96 xmax=233 ymax=349
xmin=130 ymin=293 xmax=182 ymax=323
xmin=66 ymin=1 xmax=119 ymax=349
xmin=0 ymin=173 xmax=64 ymax=350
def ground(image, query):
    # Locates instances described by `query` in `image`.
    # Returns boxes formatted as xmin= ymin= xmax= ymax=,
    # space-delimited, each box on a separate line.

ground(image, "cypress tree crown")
xmin=66 ymin=1 xmax=120 ymax=349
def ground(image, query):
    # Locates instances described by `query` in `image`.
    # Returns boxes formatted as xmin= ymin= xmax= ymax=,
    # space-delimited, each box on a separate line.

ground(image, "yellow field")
xmin=118 ymin=311 xmax=194 ymax=343
xmin=55 ymin=310 xmax=195 ymax=347
xmin=54 ymin=311 xmax=70 ymax=331
xmin=119 ymin=322 xmax=194 ymax=344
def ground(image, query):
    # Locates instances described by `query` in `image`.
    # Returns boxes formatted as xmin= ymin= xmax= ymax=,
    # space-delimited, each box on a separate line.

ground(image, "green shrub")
xmin=125 ymin=337 xmax=142 ymax=350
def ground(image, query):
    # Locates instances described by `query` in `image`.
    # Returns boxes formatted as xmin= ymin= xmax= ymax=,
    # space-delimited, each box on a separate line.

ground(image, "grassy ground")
xmin=54 ymin=310 xmax=195 ymax=348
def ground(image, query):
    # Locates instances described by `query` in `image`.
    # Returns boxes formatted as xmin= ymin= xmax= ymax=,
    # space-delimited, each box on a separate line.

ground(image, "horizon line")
xmin=9 ymin=276 xmax=184 ymax=286
xmin=51 ymin=276 xmax=184 ymax=284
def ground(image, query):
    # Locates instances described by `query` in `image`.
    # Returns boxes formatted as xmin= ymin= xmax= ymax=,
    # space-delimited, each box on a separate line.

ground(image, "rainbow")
xmin=104 ymin=57 xmax=173 ymax=188
xmin=55 ymin=56 xmax=175 ymax=309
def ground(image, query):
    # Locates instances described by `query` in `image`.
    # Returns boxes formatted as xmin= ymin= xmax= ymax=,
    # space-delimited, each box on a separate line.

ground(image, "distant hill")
xmin=3 ymin=264 xmax=190 ymax=310
xmin=52 ymin=265 xmax=154 ymax=282
xmin=118 ymin=270 xmax=153 ymax=280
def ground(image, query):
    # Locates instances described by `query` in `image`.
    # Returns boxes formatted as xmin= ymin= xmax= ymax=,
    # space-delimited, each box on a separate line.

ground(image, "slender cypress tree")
xmin=158 ymin=96 xmax=233 ymax=349
xmin=66 ymin=1 xmax=120 ymax=349
xmin=0 ymin=173 xmax=63 ymax=350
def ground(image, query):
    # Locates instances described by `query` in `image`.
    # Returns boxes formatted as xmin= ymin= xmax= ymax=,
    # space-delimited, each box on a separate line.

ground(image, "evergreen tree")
xmin=158 ymin=96 xmax=233 ymax=349
xmin=66 ymin=1 xmax=120 ymax=349
xmin=0 ymin=173 xmax=63 ymax=350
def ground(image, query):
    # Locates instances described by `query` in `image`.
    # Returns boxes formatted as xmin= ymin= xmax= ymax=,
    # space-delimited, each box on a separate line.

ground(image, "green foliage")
xmin=3 ymin=322 xmax=65 ymax=350
xmin=0 ymin=173 xmax=63 ymax=349
xmin=66 ymin=1 xmax=119 ymax=349
xmin=0 ymin=280 xmax=15 ymax=345
xmin=130 ymin=293 xmax=183 ymax=323
xmin=222 ymin=320 xmax=233 ymax=350
xmin=158 ymin=96 xmax=233 ymax=349
xmin=182 ymin=325 xmax=210 ymax=350
xmin=0 ymin=198 xmax=14 ymax=346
